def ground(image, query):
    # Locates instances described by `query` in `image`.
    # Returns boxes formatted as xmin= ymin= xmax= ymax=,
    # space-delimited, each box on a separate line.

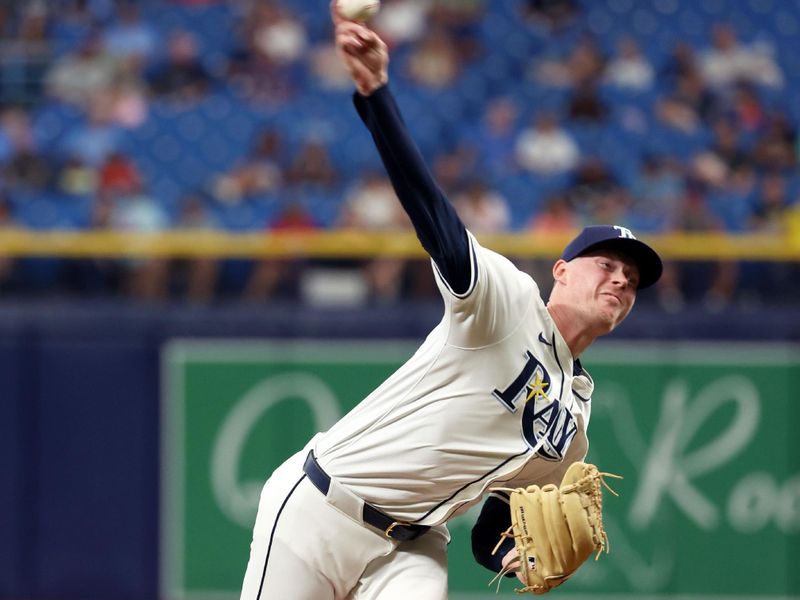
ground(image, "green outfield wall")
xmin=161 ymin=340 xmax=800 ymax=599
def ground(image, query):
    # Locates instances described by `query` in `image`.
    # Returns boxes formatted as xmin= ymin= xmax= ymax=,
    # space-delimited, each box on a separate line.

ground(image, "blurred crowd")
xmin=0 ymin=0 xmax=798 ymax=308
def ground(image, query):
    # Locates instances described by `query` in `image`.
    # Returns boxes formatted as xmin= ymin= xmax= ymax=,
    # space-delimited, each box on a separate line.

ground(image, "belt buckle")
xmin=384 ymin=520 xmax=411 ymax=539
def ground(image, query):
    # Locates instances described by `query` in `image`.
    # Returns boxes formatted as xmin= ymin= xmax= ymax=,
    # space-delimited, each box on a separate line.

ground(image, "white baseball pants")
xmin=239 ymin=441 xmax=449 ymax=600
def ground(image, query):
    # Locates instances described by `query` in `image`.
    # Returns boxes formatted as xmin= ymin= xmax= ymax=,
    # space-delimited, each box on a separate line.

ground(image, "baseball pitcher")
xmin=238 ymin=6 xmax=663 ymax=599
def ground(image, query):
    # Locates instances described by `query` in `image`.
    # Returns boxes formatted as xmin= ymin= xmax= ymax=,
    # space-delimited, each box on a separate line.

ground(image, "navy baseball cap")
xmin=561 ymin=225 xmax=663 ymax=289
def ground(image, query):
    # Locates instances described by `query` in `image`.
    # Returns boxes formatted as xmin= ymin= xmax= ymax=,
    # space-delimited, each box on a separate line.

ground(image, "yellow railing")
xmin=0 ymin=229 xmax=798 ymax=260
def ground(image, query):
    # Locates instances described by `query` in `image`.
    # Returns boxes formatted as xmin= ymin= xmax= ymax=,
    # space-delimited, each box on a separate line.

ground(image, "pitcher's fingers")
xmin=336 ymin=29 xmax=364 ymax=53
xmin=336 ymin=20 xmax=373 ymax=39
xmin=356 ymin=27 xmax=383 ymax=48
xmin=335 ymin=22 xmax=373 ymax=51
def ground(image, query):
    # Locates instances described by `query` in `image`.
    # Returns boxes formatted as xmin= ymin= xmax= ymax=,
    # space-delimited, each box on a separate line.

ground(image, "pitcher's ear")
xmin=552 ymin=259 xmax=568 ymax=283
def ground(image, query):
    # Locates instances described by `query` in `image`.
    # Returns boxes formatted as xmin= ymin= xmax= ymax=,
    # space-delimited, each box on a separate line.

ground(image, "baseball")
xmin=337 ymin=0 xmax=380 ymax=22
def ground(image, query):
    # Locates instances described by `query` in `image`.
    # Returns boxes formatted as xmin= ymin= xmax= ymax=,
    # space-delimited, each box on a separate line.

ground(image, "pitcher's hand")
xmin=332 ymin=0 xmax=388 ymax=96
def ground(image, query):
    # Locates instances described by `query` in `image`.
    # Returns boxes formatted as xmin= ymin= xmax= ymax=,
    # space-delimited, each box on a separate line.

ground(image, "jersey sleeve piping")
xmin=432 ymin=231 xmax=479 ymax=299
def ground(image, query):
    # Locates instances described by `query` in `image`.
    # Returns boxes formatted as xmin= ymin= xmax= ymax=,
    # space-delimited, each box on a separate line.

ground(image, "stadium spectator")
xmin=307 ymin=40 xmax=354 ymax=91
xmin=656 ymin=66 xmax=720 ymax=133
xmin=103 ymin=1 xmax=159 ymax=67
xmin=629 ymin=155 xmax=686 ymax=232
xmin=749 ymin=173 xmax=792 ymax=233
xmin=372 ymin=0 xmax=430 ymax=48
xmin=690 ymin=118 xmax=751 ymax=189
xmin=58 ymin=99 xmax=124 ymax=167
xmin=107 ymin=182 xmax=170 ymax=234
xmin=339 ymin=171 xmax=408 ymax=231
xmin=0 ymin=2 xmax=51 ymax=104
xmin=226 ymin=2 xmax=306 ymax=102
xmin=0 ymin=106 xmax=52 ymax=190
xmin=604 ymin=36 xmax=654 ymax=92
xmin=752 ymin=110 xmax=797 ymax=172
xmin=44 ymin=31 xmax=119 ymax=109
xmin=710 ymin=116 xmax=750 ymax=169
xmin=338 ymin=171 xmax=412 ymax=302
xmin=428 ymin=0 xmax=484 ymax=61
xmin=406 ymin=25 xmax=461 ymax=88
xmin=522 ymin=0 xmax=580 ymax=31
xmin=104 ymin=182 xmax=172 ymax=300
xmin=50 ymin=0 xmax=105 ymax=50
xmin=98 ymin=151 xmax=142 ymax=196
xmin=174 ymin=193 xmax=221 ymax=303
xmin=56 ymin=155 xmax=97 ymax=196
xmin=0 ymin=107 xmax=26 ymax=164
xmin=0 ymin=192 xmax=13 ymax=226
xmin=452 ymin=178 xmax=510 ymax=233
xmin=729 ymin=81 xmax=766 ymax=133
xmin=699 ymin=22 xmax=783 ymax=90
xmin=432 ymin=143 xmax=479 ymax=192
xmin=666 ymin=181 xmax=738 ymax=310
xmin=565 ymin=157 xmax=622 ymax=221
xmin=284 ymin=139 xmax=338 ymax=190
xmin=739 ymin=173 xmax=797 ymax=301
xmin=531 ymin=33 xmax=605 ymax=88
xmin=515 ymin=111 xmax=580 ymax=175
xmin=211 ymin=129 xmax=285 ymax=203
xmin=714 ymin=163 xmax=759 ymax=232
xmin=246 ymin=3 xmax=307 ymax=67
xmin=586 ymin=185 xmax=631 ymax=226
xmin=147 ymin=29 xmax=213 ymax=102
xmin=567 ymin=80 xmax=609 ymax=122
xmin=94 ymin=64 xmax=149 ymax=127
xmin=660 ymin=41 xmax=699 ymax=85
xmin=243 ymin=202 xmax=319 ymax=302
xmin=528 ymin=192 xmax=579 ymax=232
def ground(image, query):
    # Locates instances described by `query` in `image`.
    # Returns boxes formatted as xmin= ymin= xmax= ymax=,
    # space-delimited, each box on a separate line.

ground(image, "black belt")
xmin=302 ymin=450 xmax=430 ymax=542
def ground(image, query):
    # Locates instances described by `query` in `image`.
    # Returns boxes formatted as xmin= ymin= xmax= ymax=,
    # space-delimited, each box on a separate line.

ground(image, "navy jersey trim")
xmin=416 ymin=449 xmax=528 ymax=523
xmin=255 ymin=474 xmax=307 ymax=600
xmin=575 ymin=392 xmax=591 ymax=402
xmin=550 ymin=332 xmax=566 ymax=400
xmin=489 ymin=489 xmax=510 ymax=502
xmin=432 ymin=233 xmax=478 ymax=299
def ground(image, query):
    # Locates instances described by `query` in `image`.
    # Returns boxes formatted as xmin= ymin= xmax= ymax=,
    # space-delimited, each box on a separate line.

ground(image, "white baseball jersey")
xmin=314 ymin=231 xmax=593 ymax=525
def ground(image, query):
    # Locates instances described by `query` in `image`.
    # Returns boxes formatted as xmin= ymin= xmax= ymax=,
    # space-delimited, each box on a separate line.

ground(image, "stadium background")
xmin=0 ymin=0 xmax=798 ymax=599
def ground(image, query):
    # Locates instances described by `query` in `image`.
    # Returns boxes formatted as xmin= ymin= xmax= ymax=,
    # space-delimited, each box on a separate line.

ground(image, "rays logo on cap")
xmin=613 ymin=225 xmax=635 ymax=239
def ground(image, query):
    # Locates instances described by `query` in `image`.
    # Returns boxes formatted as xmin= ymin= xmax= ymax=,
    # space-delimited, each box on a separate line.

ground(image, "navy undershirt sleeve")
xmin=353 ymin=85 xmax=473 ymax=295
xmin=471 ymin=494 xmax=516 ymax=575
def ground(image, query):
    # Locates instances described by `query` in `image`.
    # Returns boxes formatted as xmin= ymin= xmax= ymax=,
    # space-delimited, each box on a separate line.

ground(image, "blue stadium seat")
xmin=31 ymin=102 xmax=85 ymax=150
xmin=211 ymin=198 xmax=276 ymax=232
xmin=15 ymin=193 xmax=89 ymax=230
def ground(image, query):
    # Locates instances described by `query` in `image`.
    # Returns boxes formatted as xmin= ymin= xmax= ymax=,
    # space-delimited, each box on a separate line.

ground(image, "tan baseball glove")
xmin=490 ymin=462 xmax=621 ymax=595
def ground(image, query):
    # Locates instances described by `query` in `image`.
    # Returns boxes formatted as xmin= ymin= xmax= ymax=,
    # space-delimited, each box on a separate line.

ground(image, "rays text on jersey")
xmin=492 ymin=350 xmax=578 ymax=459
